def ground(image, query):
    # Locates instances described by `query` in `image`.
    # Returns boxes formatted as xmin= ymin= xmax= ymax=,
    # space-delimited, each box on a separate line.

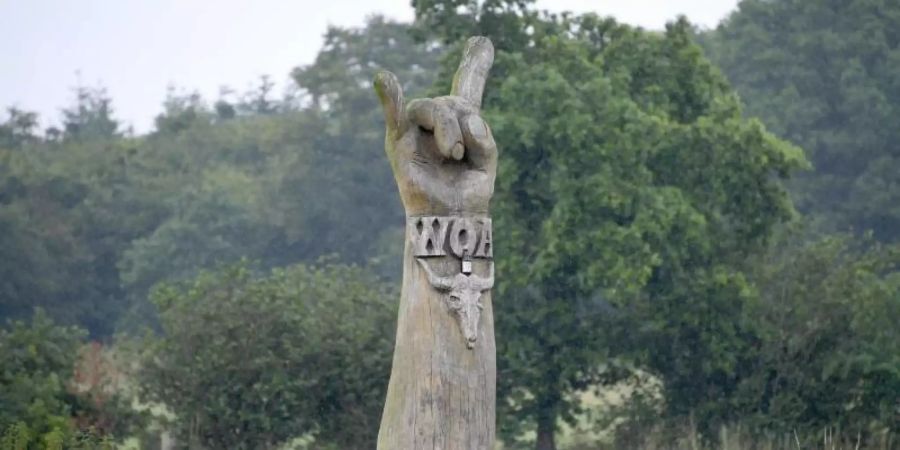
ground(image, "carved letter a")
xmin=474 ymin=218 xmax=493 ymax=258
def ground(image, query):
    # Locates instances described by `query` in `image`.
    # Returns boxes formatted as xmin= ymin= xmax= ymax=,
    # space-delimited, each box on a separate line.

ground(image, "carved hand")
xmin=374 ymin=37 xmax=497 ymax=217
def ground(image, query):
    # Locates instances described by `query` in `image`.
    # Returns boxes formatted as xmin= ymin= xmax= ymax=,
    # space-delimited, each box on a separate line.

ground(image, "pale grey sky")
xmin=0 ymin=0 xmax=739 ymax=133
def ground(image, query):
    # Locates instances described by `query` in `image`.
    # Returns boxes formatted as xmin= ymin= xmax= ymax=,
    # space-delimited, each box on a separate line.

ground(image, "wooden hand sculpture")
xmin=375 ymin=37 xmax=498 ymax=450
xmin=374 ymin=36 xmax=497 ymax=216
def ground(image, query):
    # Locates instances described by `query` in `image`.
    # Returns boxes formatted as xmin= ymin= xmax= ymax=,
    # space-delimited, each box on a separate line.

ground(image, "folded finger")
xmin=408 ymin=98 xmax=465 ymax=160
xmin=460 ymin=114 xmax=496 ymax=169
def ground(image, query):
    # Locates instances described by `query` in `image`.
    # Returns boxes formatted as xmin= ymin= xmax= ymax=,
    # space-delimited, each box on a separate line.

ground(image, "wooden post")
xmin=374 ymin=37 xmax=497 ymax=450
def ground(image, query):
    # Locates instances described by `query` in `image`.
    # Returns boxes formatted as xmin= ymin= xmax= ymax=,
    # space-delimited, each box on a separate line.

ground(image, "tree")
xmin=0 ymin=107 xmax=39 ymax=149
xmin=700 ymin=0 xmax=900 ymax=242
xmin=1 ymin=17 xmax=443 ymax=336
xmin=238 ymin=76 xmax=280 ymax=116
xmin=61 ymin=86 xmax=120 ymax=140
xmin=279 ymin=17 xmax=444 ymax=276
xmin=412 ymin=0 xmax=538 ymax=51
xmin=140 ymin=262 xmax=397 ymax=450
xmin=416 ymin=6 xmax=804 ymax=447
xmin=0 ymin=310 xmax=86 ymax=446
xmin=153 ymin=89 xmax=211 ymax=135
xmin=293 ymin=16 xmax=442 ymax=117
xmin=0 ymin=138 xmax=127 ymax=335
xmin=118 ymin=18 xmax=444 ymax=327
xmin=737 ymin=231 xmax=900 ymax=437
xmin=0 ymin=111 xmax=68 ymax=325
xmin=0 ymin=311 xmax=140 ymax=448
xmin=0 ymin=91 xmax=140 ymax=336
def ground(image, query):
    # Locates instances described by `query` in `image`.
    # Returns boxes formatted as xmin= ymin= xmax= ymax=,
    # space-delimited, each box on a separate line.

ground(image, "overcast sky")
xmin=0 ymin=0 xmax=739 ymax=133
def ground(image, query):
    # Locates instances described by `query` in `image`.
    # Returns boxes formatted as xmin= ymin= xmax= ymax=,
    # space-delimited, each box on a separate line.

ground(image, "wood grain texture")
xmin=377 ymin=233 xmax=496 ymax=449
xmin=452 ymin=36 xmax=495 ymax=109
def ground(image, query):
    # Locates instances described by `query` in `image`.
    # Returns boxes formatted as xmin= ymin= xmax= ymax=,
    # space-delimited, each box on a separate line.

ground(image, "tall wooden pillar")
xmin=373 ymin=37 xmax=498 ymax=450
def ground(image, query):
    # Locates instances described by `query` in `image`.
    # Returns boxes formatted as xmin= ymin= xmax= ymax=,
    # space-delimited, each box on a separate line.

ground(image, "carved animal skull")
xmin=416 ymin=258 xmax=494 ymax=349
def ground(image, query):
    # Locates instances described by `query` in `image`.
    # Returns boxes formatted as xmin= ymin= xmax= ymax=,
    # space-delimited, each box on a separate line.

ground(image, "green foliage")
xmin=738 ymin=232 xmax=899 ymax=435
xmin=0 ymin=424 xmax=118 ymax=450
xmin=140 ymin=261 xmax=397 ymax=450
xmin=412 ymin=0 xmax=538 ymax=51
xmin=0 ymin=107 xmax=39 ymax=149
xmin=0 ymin=17 xmax=438 ymax=334
xmin=0 ymin=311 xmax=82 ymax=448
xmin=294 ymin=16 xmax=441 ymax=116
xmin=0 ymin=311 xmax=143 ymax=448
xmin=0 ymin=96 xmax=136 ymax=335
xmin=0 ymin=310 xmax=130 ymax=450
xmin=60 ymin=86 xmax=120 ymax=140
xmin=116 ymin=112 xmax=288 ymax=302
xmin=70 ymin=342 xmax=149 ymax=440
xmin=118 ymin=17 xmax=441 ymax=327
xmin=1 ymin=4 xmax=898 ymax=448
xmin=418 ymin=4 xmax=805 ymax=445
xmin=701 ymin=0 xmax=900 ymax=242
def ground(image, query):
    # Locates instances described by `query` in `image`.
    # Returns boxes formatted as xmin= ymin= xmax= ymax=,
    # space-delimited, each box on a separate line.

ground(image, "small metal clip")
xmin=461 ymin=249 xmax=473 ymax=275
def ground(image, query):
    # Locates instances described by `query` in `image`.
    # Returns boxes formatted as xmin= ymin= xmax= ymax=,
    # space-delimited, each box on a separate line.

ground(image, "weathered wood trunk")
xmin=373 ymin=37 xmax=498 ymax=449
xmin=377 ymin=227 xmax=496 ymax=449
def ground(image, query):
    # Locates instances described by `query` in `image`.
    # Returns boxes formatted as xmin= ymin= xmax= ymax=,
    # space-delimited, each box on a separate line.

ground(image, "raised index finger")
xmin=450 ymin=36 xmax=494 ymax=109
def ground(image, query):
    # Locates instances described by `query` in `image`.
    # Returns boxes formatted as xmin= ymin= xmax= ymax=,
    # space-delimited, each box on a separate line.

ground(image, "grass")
xmin=561 ymin=424 xmax=896 ymax=450
xmin=498 ymin=372 xmax=896 ymax=450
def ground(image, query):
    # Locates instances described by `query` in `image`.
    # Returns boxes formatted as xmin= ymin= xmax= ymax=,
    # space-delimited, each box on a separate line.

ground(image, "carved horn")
xmin=472 ymin=262 xmax=495 ymax=291
xmin=416 ymin=258 xmax=453 ymax=291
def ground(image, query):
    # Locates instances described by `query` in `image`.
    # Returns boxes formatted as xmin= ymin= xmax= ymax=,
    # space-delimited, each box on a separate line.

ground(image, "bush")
xmin=140 ymin=261 xmax=397 ymax=450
